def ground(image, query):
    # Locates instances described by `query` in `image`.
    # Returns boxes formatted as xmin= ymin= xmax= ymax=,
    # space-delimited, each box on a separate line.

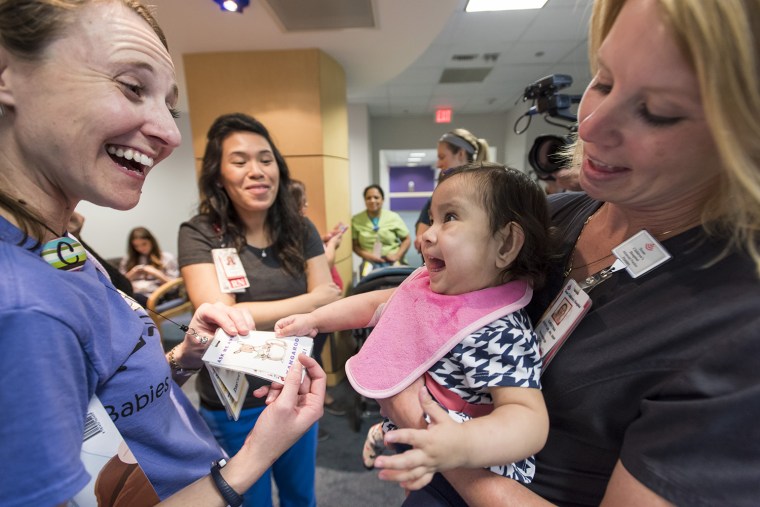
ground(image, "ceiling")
xmin=150 ymin=0 xmax=594 ymax=118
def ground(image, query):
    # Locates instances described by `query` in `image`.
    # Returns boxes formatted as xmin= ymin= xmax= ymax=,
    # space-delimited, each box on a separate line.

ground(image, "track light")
xmin=213 ymin=0 xmax=250 ymax=13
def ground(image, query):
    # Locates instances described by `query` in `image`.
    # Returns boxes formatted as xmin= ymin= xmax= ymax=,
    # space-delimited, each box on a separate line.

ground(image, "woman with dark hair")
xmin=351 ymin=183 xmax=411 ymax=277
xmin=119 ymin=226 xmax=179 ymax=301
xmin=178 ymin=112 xmax=341 ymax=507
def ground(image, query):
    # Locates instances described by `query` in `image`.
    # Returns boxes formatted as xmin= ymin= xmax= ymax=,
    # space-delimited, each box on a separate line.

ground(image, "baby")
xmin=276 ymin=163 xmax=553 ymax=488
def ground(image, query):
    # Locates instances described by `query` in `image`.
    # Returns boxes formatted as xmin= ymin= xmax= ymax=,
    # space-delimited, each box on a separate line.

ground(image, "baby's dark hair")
xmin=438 ymin=162 xmax=555 ymax=289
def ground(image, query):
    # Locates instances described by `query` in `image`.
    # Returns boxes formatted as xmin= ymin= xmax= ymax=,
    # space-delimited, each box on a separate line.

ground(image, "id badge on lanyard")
xmin=536 ymin=230 xmax=672 ymax=373
xmin=212 ymin=248 xmax=250 ymax=293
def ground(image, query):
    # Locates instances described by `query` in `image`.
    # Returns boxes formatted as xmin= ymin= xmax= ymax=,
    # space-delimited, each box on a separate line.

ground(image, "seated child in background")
xmin=119 ymin=226 xmax=179 ymax=300
xmin=276 ymin=163 xmax=553 ymax=489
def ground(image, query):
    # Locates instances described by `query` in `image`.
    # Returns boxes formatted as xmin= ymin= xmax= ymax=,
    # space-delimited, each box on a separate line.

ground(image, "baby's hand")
xmin=375 ymin=387 xmax=467 ymax=490
xmin=274 ymin=314 xmax=319 ymax=338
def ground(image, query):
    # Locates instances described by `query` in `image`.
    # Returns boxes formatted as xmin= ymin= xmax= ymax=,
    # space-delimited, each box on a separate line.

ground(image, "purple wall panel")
xmin=389 ymin=165 xmax=435 ymax=193
xmin=389 ymin=196 xmax=430 ymax=212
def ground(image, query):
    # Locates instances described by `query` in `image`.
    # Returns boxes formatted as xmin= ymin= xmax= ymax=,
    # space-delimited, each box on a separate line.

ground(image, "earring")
xmin=0 ymin=104 xmax=5 ymax=118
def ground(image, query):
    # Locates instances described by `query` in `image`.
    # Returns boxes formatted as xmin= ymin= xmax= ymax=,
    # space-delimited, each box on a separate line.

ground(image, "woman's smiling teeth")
xmin=107 ymin=144 xmax=154 ymax=172
xmin=588 ymin=156 xmax=626 ymax=172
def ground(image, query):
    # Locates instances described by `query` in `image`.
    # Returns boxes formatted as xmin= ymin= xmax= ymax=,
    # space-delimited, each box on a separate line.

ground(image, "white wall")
xmin=347 ymin=103 xmax=372 ymax=277
xmin=76 ymin=115 xmax=200 ymax=260
xmin=348 ymin=104 xmax=372 ymax=218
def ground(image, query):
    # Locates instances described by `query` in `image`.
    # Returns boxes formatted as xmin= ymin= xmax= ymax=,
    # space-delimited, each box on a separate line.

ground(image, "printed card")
xmin=202 ymin=329 xmax=314 ymax=384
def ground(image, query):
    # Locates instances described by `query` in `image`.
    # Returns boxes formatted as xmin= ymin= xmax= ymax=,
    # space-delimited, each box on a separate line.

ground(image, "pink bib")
xmin=345 ymin=267 xmax=532 ymax=399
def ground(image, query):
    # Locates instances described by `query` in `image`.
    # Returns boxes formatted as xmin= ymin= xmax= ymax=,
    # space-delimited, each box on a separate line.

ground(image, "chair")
xmin=146 ymin=277 xmax=194 ymax=351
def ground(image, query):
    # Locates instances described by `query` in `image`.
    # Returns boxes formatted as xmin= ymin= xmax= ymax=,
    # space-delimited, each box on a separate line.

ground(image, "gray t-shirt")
xmin=178 ymin=214 xmax=324 ymax=409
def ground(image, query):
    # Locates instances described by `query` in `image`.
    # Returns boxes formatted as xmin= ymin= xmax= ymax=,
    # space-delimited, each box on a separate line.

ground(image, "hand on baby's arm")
xmin=375 ymin=386 xmax=470 ymax=491
xmin=274 ymin=313 xmax=319 ymax=338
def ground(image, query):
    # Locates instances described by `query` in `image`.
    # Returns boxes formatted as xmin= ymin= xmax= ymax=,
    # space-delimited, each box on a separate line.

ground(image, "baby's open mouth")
xmin=425 ymin=256 xmax=445 ymax=271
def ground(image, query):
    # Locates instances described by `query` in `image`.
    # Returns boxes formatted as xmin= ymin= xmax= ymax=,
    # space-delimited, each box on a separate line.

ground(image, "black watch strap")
xmin=210 ymin=459 xmax=243 ymax=507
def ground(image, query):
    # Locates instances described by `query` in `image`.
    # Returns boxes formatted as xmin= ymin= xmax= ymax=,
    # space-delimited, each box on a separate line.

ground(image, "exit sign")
xmin=435 ymin=108 xmax=452 ymax=123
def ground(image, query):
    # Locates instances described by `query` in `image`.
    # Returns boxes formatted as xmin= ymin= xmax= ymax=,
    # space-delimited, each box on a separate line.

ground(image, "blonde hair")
xmin=583 ymin=0 xmax=760 ymax=274
xmin=440 ymin=128 xmax=490 ymax=164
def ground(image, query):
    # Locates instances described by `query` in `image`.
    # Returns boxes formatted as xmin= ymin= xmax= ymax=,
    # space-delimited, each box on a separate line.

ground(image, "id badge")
xmin=535 ymin=278 xmax=592 ymax=371
xmin=212 ymin=248 xmax=249 ymax=293
xmin=612 ymin=230 xmax=671 ymax=278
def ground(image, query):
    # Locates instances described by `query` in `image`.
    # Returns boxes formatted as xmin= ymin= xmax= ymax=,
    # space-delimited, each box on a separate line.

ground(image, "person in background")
xmin=374 ymin=0 xmax=760 ymax=505
xmin=119 ymin=226 xmax=179 ymax=300
xmin=351 ymin=184 xmax=411 ymax=277
xmin=287 ymin=178 xmax=347 ymax=418
xmin=178 ymin=112 xmax=341 ymax=507
xmin=288 ymin=179 xmax=346 ymax=290
xmin=0 ymin=1 xmax=324 ymax=505
xmin=414 ymin=129 xmax=489 ymax=253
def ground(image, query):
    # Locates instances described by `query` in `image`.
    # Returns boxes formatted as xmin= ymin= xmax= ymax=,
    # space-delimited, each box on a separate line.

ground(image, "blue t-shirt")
xmin=0 ymin=218 xmax=223 ymax=505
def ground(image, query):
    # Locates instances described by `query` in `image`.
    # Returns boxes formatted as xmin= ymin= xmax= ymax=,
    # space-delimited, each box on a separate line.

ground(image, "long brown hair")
xmin=124 ymin=226 xmax=163 ymax=271
xmin=196 ymin=113 xmax=306 ymax=278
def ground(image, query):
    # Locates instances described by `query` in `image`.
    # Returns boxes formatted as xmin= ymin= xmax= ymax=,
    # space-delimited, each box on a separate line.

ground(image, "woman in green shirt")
xmin=351 ymin=184 xmax=410 ymax=277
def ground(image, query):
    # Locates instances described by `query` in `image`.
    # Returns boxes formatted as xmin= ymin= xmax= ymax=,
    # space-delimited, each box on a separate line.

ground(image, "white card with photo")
xmin=536 ymin=278 xmax=592 ymax=371
xmin=202 ymin=329 xmax=314 ymax=384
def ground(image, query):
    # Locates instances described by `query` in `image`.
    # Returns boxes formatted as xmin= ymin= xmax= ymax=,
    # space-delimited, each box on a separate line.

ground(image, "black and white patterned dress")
xmin=384 ymin=309 xmax=543 ymax=482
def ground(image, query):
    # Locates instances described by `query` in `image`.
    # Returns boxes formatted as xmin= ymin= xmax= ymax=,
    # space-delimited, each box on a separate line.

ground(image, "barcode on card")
xmin=83 ymin=411 xmax=104 ymax=442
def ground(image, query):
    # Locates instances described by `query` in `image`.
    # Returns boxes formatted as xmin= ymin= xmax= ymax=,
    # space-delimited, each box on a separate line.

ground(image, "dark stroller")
xmin=345 ymin=265 xmax=416 ymax=432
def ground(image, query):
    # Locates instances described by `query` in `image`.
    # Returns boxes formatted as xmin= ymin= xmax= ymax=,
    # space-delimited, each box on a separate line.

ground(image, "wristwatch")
xmin=210 ymin=459 xmax=243 ymax=507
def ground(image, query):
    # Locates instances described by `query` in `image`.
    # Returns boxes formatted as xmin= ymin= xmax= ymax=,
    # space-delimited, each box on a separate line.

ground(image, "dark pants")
xmin=402 ymin=473 xmax=468 ymax=507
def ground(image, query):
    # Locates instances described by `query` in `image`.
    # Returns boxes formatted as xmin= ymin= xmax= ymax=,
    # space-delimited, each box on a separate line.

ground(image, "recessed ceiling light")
xmin=408 ymin=157 xmax=423 ymax=162
xmin=409 ymin=152 xmax=427 ymax=157
xmin=465 ymin=0 xmax=548 ymax=12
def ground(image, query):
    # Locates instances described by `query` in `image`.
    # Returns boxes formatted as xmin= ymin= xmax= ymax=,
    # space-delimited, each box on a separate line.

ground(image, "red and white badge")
xmin=212 ymin=248 xmax=249 ymax=293
xmin=612 ymin=230 xmax=672 ymax=278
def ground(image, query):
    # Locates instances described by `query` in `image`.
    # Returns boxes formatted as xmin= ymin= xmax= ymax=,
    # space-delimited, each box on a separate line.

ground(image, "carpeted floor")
xmin=313 ymin=378 xmax=406 ymax=506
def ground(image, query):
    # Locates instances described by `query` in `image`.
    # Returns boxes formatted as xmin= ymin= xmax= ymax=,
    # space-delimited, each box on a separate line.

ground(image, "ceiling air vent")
xmin=262 ymin=0 xmax=375 ymax=31
xmin=439 ymin=67 xmax=493 ymax=84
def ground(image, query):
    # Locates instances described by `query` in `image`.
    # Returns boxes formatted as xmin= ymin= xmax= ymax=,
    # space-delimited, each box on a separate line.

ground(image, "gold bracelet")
xmin=167 ymin=346 xmax=201 ymax=377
